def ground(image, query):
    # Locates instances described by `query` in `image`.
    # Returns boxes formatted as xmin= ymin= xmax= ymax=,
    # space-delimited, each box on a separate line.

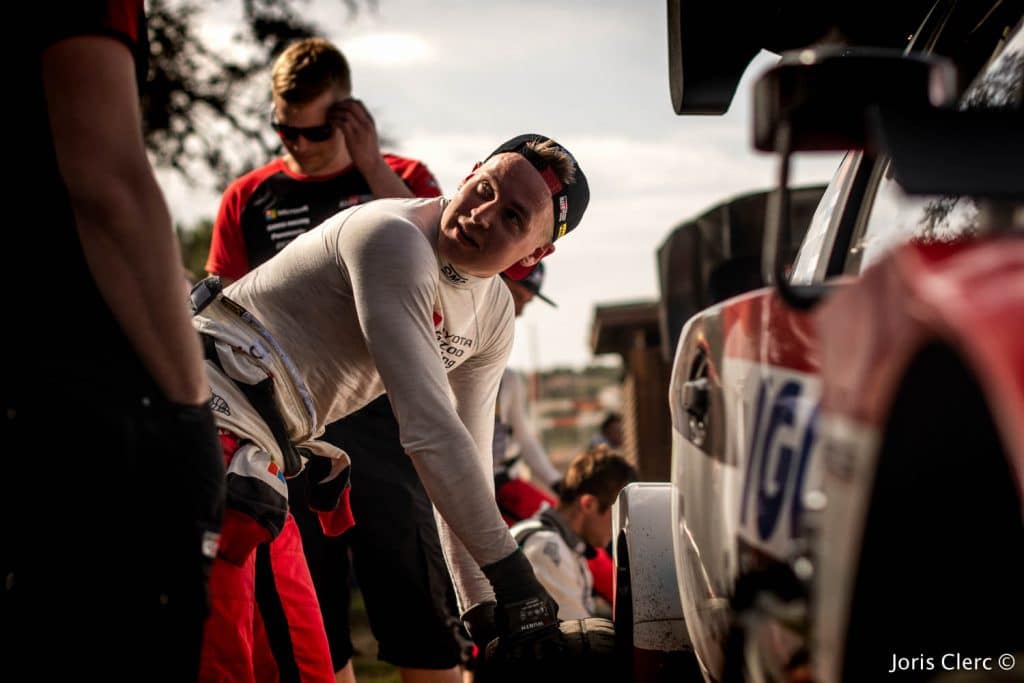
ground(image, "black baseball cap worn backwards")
xmin=487 ymin=133 xmax=589 ymax=280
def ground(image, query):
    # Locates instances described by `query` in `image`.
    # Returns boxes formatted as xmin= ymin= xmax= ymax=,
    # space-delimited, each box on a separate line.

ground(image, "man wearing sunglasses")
xmin=201 ymin=37 xmax=445 ymax=683
xmin=206 ymin=37 xmax=440 ymax=284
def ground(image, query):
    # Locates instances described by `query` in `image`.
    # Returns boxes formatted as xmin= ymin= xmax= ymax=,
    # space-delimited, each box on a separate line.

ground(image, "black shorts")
xmin=2 ymin=373 xmax=223 ymax=682
xmin=287 ymin=395 xmax=465 ymax=670
xmin=331 ymin=395 xmax=466 ymax=669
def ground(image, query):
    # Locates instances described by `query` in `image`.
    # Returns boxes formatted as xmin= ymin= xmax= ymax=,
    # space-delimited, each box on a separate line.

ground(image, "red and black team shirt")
xmin=205 ymin=155 xmax=442 ymax=281
xmin=10 ymin=1 xmax=150 ymax=383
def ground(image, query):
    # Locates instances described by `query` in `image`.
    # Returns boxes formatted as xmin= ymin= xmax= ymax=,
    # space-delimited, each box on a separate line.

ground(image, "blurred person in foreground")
xmin=4 ymin=3 xmax=224 ymax=680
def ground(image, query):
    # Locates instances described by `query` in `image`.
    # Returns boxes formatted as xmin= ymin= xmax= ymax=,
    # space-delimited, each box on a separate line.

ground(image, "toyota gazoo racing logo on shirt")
xmin=435 ymin=326 xmax=473 ymax=370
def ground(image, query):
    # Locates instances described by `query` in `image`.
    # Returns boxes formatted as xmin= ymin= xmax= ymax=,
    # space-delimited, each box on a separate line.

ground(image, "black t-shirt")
xmin=7 ymin=2 xmax=151 ymax=391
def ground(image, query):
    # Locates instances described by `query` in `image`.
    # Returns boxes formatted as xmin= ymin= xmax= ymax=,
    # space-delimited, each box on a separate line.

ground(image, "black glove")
xmin=149 ymin=400 xmax=226 ymax=561
xmin=143 ymin=399 xmax=226 ymax=613
xmin=462 ymin=601 xmax=498 ymax=652
xmin=481 ymin=548 xmax=560 ymax=641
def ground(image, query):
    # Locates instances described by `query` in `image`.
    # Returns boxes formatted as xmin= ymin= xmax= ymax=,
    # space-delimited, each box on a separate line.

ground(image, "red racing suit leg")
xmin=252 ymin=514 xmax=335 ymax=683
xmin=199 ymin=431 xmax=343 ymax=683
xmin=199 ymin=543 xmax=259 ymax=682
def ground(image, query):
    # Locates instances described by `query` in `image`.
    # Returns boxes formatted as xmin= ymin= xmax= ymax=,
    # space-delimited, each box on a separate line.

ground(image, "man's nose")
xmin=469 ymin=202 xmax=495 ymax=228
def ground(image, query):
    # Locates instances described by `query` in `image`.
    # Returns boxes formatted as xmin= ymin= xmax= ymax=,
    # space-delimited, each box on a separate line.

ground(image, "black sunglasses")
xmin=271 ymin=120 xmax=334 ymax=143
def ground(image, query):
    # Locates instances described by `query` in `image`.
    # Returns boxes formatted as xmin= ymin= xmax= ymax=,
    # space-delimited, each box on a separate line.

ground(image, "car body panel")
xmin=669 ymin=287 xmax=825 ymax=679
xmin=814 ymin=236 xmax=1024 ymax=681
xmin=629 ymin=5 xmax=1024 ymax=682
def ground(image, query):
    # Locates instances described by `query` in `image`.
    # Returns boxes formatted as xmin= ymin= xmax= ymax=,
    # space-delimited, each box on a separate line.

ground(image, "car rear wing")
xmin=667 ymin=0 xmax=937 ymax=114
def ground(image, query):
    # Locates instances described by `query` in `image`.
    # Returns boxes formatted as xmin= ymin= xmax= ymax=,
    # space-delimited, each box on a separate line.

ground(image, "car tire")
xmin=475 ymin=617 xmax=626 ymax=682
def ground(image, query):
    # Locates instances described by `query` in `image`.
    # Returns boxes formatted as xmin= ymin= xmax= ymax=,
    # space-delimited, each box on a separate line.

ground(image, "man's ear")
xmin=457 ymin=162 xmax=482 ymax=189
xmin=578 ymin=493 xmax=600 ymax=514
xmin=516 ymin=243 xmax=555 ymax=269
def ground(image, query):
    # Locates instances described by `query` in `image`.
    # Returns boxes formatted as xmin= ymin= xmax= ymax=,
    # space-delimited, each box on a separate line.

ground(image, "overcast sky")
xmin=158 ymin=0 xmax=841 ymax=371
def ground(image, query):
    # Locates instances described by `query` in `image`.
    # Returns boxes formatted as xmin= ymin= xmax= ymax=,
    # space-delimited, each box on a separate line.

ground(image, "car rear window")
xmin=851 ymin=19 xmax=1023 ymax=271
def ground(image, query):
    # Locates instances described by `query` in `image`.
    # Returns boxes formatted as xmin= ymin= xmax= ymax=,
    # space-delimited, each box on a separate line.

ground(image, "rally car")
xmin=613 ymin=1 xmax=1024 ymax=681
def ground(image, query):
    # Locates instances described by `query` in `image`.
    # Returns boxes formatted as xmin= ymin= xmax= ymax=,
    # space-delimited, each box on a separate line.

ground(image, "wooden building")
xmin=590 ymin=301 xmax=672 ymax=480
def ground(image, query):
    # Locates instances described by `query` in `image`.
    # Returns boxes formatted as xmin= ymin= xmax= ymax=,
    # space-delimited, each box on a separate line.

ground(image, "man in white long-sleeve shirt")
xmin=191 ymin=133 xmax=590 ymax=679
xmin=496 ymin=366 xmax=561 ymax=491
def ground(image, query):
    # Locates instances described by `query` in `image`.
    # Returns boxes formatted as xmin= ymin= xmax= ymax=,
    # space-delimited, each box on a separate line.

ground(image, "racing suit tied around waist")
xmin=191 ymin=276 xmax=355 ymax=560
xmin=191 ymin=276 xmax=303 ymax=478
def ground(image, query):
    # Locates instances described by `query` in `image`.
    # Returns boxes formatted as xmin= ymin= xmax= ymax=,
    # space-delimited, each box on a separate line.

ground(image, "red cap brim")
xmin=502 ymin=262 xmax=535 ymax=281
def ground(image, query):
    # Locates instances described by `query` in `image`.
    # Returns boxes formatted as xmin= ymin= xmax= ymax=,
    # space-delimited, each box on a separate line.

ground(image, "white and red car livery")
xmin=614 ymin=2 xmax=1024 ymax=681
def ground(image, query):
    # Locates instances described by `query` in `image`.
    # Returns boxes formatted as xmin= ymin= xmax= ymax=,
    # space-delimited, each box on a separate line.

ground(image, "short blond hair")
xmin=525 ymin=138 xmax=577 ymax=187
xmin=272 ymin=38 xmax=351 ymax=104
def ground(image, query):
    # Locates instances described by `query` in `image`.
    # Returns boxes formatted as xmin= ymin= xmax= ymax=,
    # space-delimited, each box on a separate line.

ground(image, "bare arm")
xmin=331 ymin=98 xmax=414 ymax=199
xmin=362 ymin=157 xmax=416 ymax=200
xmin=43 ymin=36 xmax=209 ymax=405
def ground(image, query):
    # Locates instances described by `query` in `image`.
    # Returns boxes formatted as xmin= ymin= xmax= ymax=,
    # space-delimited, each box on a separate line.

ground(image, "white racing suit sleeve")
xmin=201 ymin=359 xmax=291 ymax=564
xmin=338 ymin=217 xmax=518 ymax=611
xmin=504 ymin=370 xmax=562 ymax=487
xmin=521 ymin=531 xmax=592 ymax=621
xmin=218 ymin=441 xmax=289 ymax=565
